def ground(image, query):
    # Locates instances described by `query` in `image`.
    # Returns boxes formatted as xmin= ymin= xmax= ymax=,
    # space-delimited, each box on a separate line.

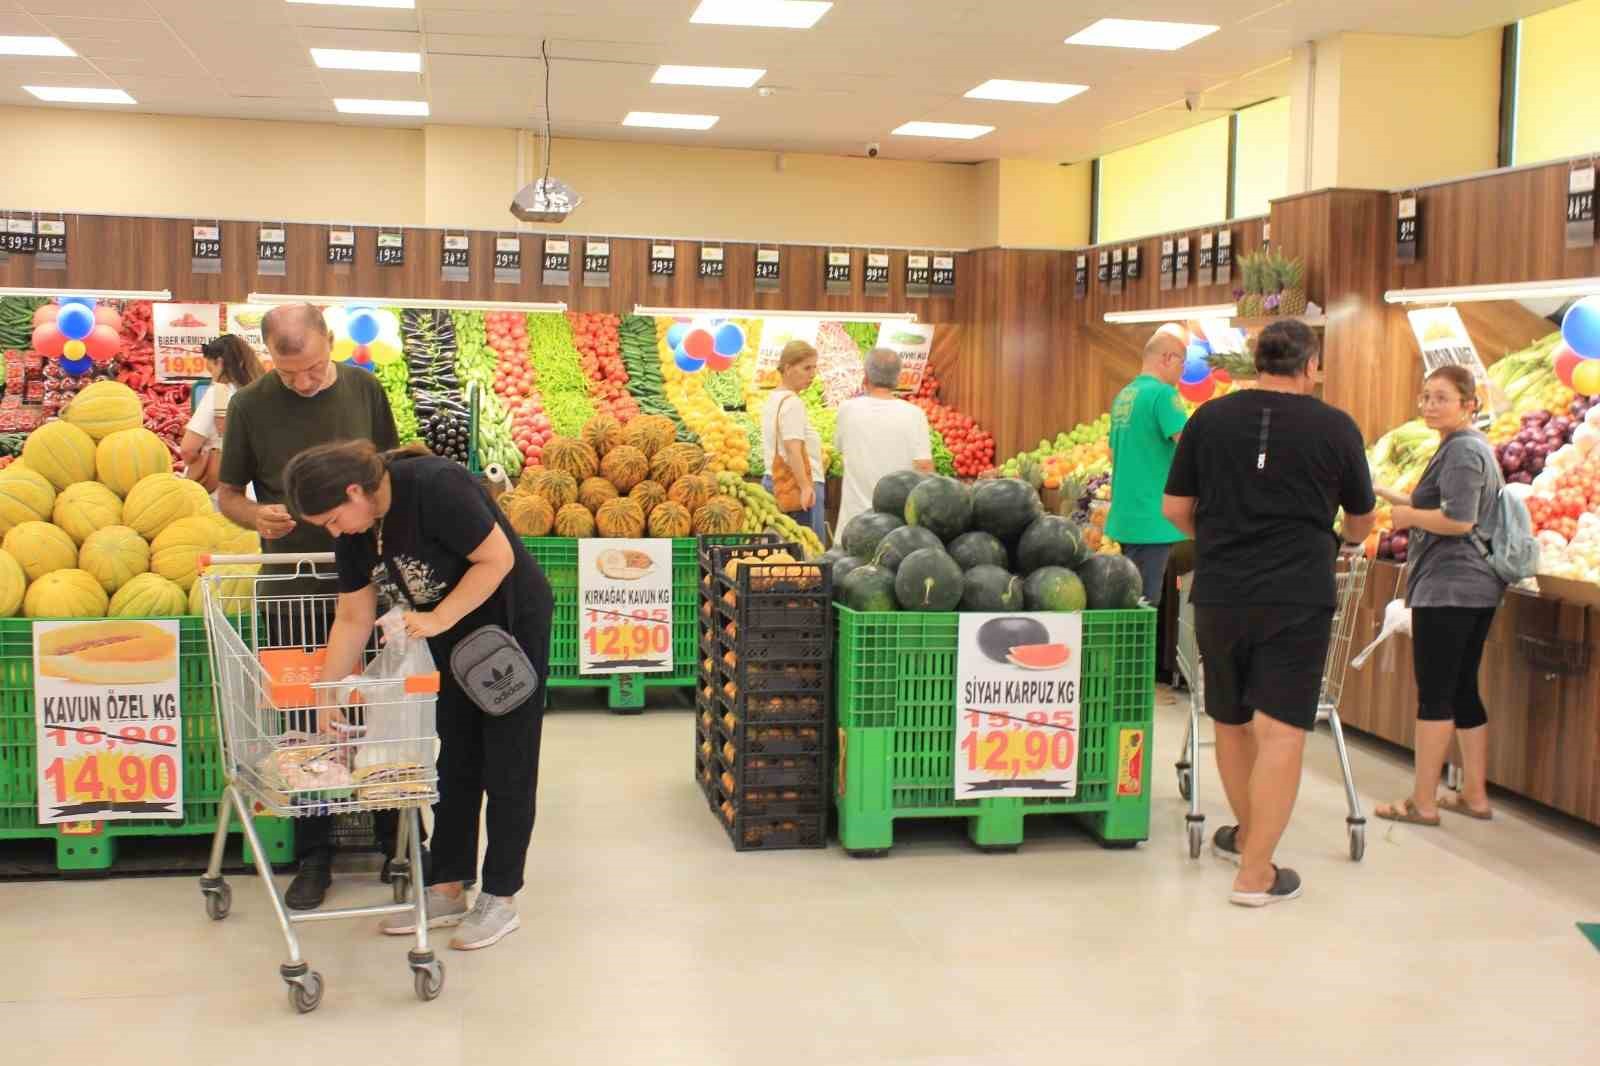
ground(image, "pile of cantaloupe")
xmin=0 ymin=381 xmax=259 ymax=618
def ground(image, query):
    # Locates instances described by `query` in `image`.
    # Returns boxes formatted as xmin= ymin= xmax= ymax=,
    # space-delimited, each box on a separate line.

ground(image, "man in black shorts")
xmin=1162 ymin=320 xmax=1375 ymax=907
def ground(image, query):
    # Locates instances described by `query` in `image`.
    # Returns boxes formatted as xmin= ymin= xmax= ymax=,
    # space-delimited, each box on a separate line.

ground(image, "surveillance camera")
xmin=866 ymin=142 xmax=881 ymax=158
xmin=1183 ymin=92 xmax=1201 ymax=113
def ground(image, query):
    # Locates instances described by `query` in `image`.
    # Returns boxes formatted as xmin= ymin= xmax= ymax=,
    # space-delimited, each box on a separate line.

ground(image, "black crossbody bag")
xmin=383 ymin=556 xmax=539 ymax=717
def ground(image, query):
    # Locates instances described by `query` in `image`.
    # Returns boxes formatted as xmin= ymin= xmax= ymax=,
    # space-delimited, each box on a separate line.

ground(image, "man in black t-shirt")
xmin=1162 ymin=320 xmax=1375 ymax=908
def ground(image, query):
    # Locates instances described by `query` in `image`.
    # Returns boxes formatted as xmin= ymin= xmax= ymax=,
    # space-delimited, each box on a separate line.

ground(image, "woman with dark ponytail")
xmin=181 ymin=334 xmax=265 ymax=494
xmin=284 ymin=439 xmax=553 ymax=951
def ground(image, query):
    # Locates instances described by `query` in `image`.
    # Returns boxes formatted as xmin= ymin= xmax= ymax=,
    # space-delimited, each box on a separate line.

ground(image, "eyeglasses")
xmin=1418 ymin=392 xmax=1462 ymax=408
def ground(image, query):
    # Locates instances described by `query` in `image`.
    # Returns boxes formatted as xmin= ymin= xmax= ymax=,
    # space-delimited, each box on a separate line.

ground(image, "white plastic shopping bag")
xmin=1350 ymin=599 xmax=1412 ymax=670
xmin=333 ymin=607 xmax=438 ymax=774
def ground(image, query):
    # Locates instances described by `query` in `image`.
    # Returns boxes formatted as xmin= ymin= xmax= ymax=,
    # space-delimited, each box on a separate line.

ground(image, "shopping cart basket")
xmin=1174 ymin=552 xmax=1371 ymax=861
xmin=194 ymin=553 xmax=444 ymax=1013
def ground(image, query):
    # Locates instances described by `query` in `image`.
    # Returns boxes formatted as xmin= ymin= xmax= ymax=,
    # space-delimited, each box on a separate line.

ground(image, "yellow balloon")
xmin=62 ymin=339 xmax=86 ymax=359
xmin=330 ymin=337 xmax=357 ymax=363
xmin=1573 ymin=357 xmax=1600 ymax=396
xmin=366 ymin=339 xmax=400 ymax=366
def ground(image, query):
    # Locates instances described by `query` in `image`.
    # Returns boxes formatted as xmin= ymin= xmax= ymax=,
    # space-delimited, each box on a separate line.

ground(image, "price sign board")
xmin=1175 ymin=236 xmax=1191 ymax=289
xmin=1126 ymin=245 xmax=1141 ymax=280
xmin=542 ymin=238 xmax=571 ymax=287
xmin=931 ymin=253 xmax=956 ymax=296
xmin=577 ymin=540 xmax=674 ymax=675
xmin=34 ymin=620 xmax=183 ymax=825
xmin=755 ymin=246 xmax=781 ymax=292
xmin=954 ymin=612 xmax=1082 ymax=798
xmin=494 ymin=236 xmax=523 ymax=285
xmin=1160 ymin=239 xmax=1175 ymax=291
xmin=257 ymin=226 xmax=286 ymax=277
xmin=1096 ymin=250 xmax=1110 ymax=286
xmin=1074 ymin=254 xmax=1088 ymax=298
xmin=583 ymin=239 xmax=611 ymax=287
xmin=1262 ymin=222 xmax=1271 ymax=252
xmin=1397 ymin=195 xmax=1421 ymax=263
xmin=376 ymin=230 xmax=405 ymax=266
xmin=226 ymin=303 xmax=273 ymax=369
xmin=1407 ymin=306 xmax=1503 ymax=418
xmin=906 ymin=253 xmax=931 ymax=299
xmin=327 ymin=227 xmax=356 ymax=265
xmin=864 ymin=251 xmax=891 ymax=296
xmin=825 ymin=249 xmax=851 ymax=294
xmin=441 ymin=233 xmax=470 ymax=283
xmin=699 ymin=243 xmax=726 ymax=280
xmin=153 ymin=302 xmax=221 ymax=381
xmin=649 ymin=242 xmax=676 ymax=280
xmin=1216 ymin=230 xmax=1233 ymax=285
xmin=36 ymin=218 xmax=66 ymax=271
xmin=1197 ymin=231 xmax=1215 ymax=287
xmin=3 ymin=217 xmax=37 ymax=255
xmin=875 ymin=321 xmax=935 ymax=393
xmin=191 ymin=224 xmax=221 ymax=275
xmin=1567 ymin=165 xmax=1595 ymax=249
xmin=1109 ymin=248 xmax=1125 ymax=295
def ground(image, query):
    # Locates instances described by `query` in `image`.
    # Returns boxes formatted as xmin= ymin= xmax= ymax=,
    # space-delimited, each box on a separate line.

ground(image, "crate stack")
xmin=696 ymin=540 xmax=832 ymax=851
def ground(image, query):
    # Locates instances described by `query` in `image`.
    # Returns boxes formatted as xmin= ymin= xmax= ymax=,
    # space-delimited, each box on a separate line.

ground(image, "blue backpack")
xmin=1470 ymin=439 xmax=1539 ymax=584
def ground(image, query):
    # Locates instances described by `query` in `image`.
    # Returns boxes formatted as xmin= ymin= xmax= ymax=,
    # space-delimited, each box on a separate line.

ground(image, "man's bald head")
xmin=261 ymin=303 xmax=331 ymax=356
xmin=1142 ymin=325 xmax=1188 ymax=385
xmin=261 ymin=303 xmax=336 ymax=397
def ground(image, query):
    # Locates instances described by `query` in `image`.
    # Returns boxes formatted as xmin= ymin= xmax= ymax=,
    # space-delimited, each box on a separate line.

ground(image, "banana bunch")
xmin=713 ymin=471 xmax=823 ymax=557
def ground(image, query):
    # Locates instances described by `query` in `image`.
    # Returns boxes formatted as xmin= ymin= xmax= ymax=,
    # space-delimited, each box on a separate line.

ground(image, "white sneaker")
xmin=380 ymin=887 xmax=468 ymax=935
xmin=450 ymin=893 xmax=520 ymax=950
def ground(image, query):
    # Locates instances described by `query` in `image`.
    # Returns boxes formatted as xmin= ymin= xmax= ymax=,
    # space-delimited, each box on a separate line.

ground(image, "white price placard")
xmin=577 ymin=540 xmax=674 ymax=675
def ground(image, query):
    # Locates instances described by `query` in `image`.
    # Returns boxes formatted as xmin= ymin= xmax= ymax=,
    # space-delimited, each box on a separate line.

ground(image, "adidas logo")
xmin=481 ymin=664 xmax=519 ymax=692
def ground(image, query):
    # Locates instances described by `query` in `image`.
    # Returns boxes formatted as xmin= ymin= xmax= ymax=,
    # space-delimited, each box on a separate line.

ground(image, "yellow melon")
xmin=21 ymin=420 xmax=97 ymax=491
xmin=0 ymin=466 xmax=57 ymax=535
xmin=110 ymin=572 xmax=188 ymax=617
xmin=0 ymin=550 xmax=24 ymax=616
xmin=52 ymin=481 xmax=124 ymax=545
xmin=62 ymin=380 xmax=143 ymax=441
xmin=123 ymin=474 xmax=213 ymax=540
xmin=150 ymin=515 xmax=223 ymax=591
xmin=24 ymin=568 xmax=108 ymax=618
xmin=96 ymin=428 xmax=173 ymax=497
xmin=3 ymin=520 xmax=78 ymax=582
xmin=78 ymin=525 xmax=150 ymax=594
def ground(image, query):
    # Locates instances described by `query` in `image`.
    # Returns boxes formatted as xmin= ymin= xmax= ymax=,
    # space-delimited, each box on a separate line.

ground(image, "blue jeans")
xmin=1120 ymin=543 xmax=1174 ymax=606
xmin=763 ymin=476 xmax=826 ymax=541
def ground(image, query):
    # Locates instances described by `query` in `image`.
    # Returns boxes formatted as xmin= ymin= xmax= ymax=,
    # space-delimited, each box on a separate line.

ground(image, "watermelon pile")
xmin=824 ymin=469 xmax=1143 ymax=614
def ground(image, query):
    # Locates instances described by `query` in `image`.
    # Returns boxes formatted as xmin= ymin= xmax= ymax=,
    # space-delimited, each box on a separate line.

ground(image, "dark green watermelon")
xmin=840 ymin=510 xmax=904 ymax=561
xmin=873 ymin=525 xmax=944 ymax=572
xmin=976 ymin=616 xmax=1050 ymax=663
xmin=894 ymin=547 xmax=964 ymax=611
xmin=872 ymin=470 xmax=930 ymax=521
xmin=1023 ymin=566 xmax=1087 ymax=612
xmin=817 ymin=547 xmax=849 ymax=570
xmin=971 ymin=478 xmax=1044 ymax=541
xmin=839 ymin=564 xmax=899 ymax=612
xmin=1015 ymin=515 xmax=1089 ymax=574
xmin=948 ymin=530 xmax=1009 ymax=571
xmin=904 ymin=476 xmax=973 ymax=543
xmin=1077 ymin=554 xmax=1144 ymax=610
xmin=960 ymin=565 xmax=1023 ymax=612
xmin=829 ymin=555 xmax=866 ymax=599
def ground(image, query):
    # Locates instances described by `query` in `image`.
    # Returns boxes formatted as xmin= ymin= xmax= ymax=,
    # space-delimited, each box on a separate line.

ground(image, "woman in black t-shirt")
xmin=284 ymin=439 xmax=553 ymax=952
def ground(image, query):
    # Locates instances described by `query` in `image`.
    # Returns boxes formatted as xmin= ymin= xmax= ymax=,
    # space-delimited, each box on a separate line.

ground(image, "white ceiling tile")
xmin=20 ymin=0 xmax=159 ymax=18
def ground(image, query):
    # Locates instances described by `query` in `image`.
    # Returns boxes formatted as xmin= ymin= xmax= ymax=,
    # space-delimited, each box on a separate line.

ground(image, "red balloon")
xmin=31 ymin=321 xmax=66 ymax=357
xmin=1555 ymin=348 xmax=1581 ymax=388
xmin=85 ymin=323 xmax=121 ymax=361
xmin=703 ymin=351 xmax=736 ymax=372
xmin=682 ymin=328 xmax=715 ymax=361
xmin=93 ymin=305 xmax=123 ymax=331
xmin=1179 ymin=376 xmax=1216 ymax=403
xmin=32 ymin=303 xmax=58 ymax=326
xmin=1212 ymin=367 xmax=1232 ymax=385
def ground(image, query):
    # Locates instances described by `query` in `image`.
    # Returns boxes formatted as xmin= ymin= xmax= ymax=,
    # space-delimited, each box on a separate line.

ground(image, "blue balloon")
xmin=674 ymin=345 xmax=706 ymax=373
xmin=59 ymin=355 xmax=93 ymax=378
xmin=57 ymin=296 xmax=95 ymax=310
xmin=56 ymin=302 xmax=95 ymax=341
xmin=713 ymin=322 xmax=746 ymax=358
xmin=1189 ymin=338 xmax=1212 ymax=355
xmin=1561 ymin=296 xmax=1600 ymax=359
xmin=348 ymin=309 xmax=380 ymax=346
xmin=666 ymin=323 xmax=689 ymax=351
xmin=1181 ymin=355 xmax=1211 ymax=385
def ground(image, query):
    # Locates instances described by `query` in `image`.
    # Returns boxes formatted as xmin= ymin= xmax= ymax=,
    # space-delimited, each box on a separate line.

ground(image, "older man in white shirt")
xmin=835 ymin=348 xmax=935 ymax=533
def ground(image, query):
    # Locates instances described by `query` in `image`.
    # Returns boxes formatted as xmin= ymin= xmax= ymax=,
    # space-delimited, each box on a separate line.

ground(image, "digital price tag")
xmin=376 ymin=230 xmax=405 ymax=266
xmin=441 ymin=233 xmax=470 ymax=282
xmin=865 ymin=251 xmax=891 ymax=295
xmin=824 ymin=249 xmax=851 ymax=294
xmin=327 ymin=228 xmax=356 ymax=265
xmin=543 ymin=238 xmax=570 ymax=286
xmin=755 ymin=246 xmax=781 ymax=291
xmin=583 ymin=239 xmax=611 ymax=287
xmin=191 ymin=224 xmax=221 ymax=275
xmin=577 ymin=540 xmax=674 ymax=675
xmin=494 ymin=236 xmax=523 ymax=284
xmin=34 ymin=620 xmax=183 ymax=824
xmin=700 ymin=243 xmax=726 ymax=280
xmin=954 ymin=613 xmax=1082 ymax=798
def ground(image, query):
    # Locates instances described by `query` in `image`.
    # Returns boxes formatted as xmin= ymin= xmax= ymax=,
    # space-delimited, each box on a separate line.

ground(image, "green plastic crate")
xmin=833 ymin=605 xmax=1155 ymax=853
xmin=522 ymin=536 xmax=747 ymax=711
xmin=0 ymin=615 xmax=293 ymax=872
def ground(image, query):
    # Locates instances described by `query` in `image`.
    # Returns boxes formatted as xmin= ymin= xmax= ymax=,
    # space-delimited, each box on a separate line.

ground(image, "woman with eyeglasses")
xmin=1373 ymin=365 xmax=1505 ymax=826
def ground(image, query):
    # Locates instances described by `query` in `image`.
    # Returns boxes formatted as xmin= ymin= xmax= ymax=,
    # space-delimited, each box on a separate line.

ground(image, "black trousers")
xmin=427 ymin=611 xmax=549 ymax=897
xmin=1411 ymin=605 xmax=1496 ymax=729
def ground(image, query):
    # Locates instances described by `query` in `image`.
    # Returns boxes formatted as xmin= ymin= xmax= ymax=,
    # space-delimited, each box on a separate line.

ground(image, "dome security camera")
xmin=866 ymin=142 xmax=881 ymax=158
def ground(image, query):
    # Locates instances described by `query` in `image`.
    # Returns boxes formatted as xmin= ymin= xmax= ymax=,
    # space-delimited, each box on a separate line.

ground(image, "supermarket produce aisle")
xmin=2 ymin=695 xmax=1596 ymax=1066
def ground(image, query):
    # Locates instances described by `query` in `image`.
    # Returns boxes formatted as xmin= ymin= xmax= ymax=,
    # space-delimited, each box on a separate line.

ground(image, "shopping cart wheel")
xmin=1186 ymin=817 xmax=1204 ymax=859
xmin=203 ymin=881 xmax=232 ymax=921
xmin=285 ymin=971 xmax=323 ymax=1014
xmin=1176 ymin=763 xmax=1193 ymax=802
xmin=412 ymin=960 xmax=445 ymax=1002
xmin=1347 ymin=821 xmax=1366 ymax=862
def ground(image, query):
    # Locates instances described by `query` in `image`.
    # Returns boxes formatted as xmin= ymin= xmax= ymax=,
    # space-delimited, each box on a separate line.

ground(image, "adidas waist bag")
xmin=450 ymin=625 xmax=540 ymax=717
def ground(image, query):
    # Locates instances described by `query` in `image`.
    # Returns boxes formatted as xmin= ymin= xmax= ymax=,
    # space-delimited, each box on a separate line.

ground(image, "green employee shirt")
xmin=1106 ymin=374 xmax=1188 ymax=545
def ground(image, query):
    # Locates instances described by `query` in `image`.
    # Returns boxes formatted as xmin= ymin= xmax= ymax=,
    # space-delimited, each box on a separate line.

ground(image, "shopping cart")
xmin=194 ymin=553 xmax=444 ymax=1014
xmin=1173 ymin=552 xmax=1371 ymax=861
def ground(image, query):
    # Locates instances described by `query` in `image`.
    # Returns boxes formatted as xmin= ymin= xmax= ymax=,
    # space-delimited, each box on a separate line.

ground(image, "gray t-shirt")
xmin=1405 ymin=429 xmax=1506 ymax=608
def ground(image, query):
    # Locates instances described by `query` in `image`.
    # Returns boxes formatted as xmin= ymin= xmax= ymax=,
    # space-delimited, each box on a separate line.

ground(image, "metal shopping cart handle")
xmin=201 ymin=551 xmax=339 ymax=579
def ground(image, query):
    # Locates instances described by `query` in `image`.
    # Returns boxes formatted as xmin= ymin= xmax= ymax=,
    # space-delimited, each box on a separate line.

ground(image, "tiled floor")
xmin=2 ymin=692 xmax=1597 ymax=1065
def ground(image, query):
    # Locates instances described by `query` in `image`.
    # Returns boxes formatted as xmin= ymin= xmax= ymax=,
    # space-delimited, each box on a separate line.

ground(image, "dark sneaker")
xmin=1212 ymin=825 xmax=1242 ymax=866
xmin=286 ymin=853 xmax=332 ymax=911
xmin=1229 ymin=865 xmax=1302 ymax=908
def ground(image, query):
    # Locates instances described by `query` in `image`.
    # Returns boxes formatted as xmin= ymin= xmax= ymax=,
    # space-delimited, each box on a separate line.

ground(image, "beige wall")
xmin=0 ymin=106 xmax=425 ymax=225
xmin=1233 ymin=98 xmax=1290 ymax=218
xmin=0 ymin=107 xmax=982 ymax=247
xmin=1098 ymin=117 xmax=1230 ymax=243
xmin=1515 ymin=0 xmax=1600 ymax=166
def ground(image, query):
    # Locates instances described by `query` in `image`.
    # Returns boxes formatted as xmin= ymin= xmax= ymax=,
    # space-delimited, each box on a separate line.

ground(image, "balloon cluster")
xmin=343 ymin=305 xmax=381 ymax=371
xmin=30 ymin=298 xmax=124 ymax=378
xmin=1556 ymin=296 xmax=1600 ymax=396
xmin=1177 ymin=339 xmax=1233 ymax=403
xmin=666 ymin=318 xmax=745 ymax=374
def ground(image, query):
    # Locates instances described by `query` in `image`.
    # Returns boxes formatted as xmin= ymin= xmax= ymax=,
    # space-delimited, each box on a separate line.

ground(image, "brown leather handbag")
xmin=768 ymin=393 xmax=812 ymax=513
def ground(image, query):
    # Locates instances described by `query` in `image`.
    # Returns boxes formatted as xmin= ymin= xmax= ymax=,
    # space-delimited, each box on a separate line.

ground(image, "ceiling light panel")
xmin=1064 ymin=18 xmax=1219 ymax=51
xmin=892 ymin=121 xmax=994 ymax=140
xmin=652 ymin=65 xmax=766 ymax=88
xmin=24 ymin=85 xmax=135 ymax=104
xmin=624 ymin=111 xmax=721 ymax=130
xmin=334 ymin=97 xmax=428 ymax=115
xmin=0 ymin=36 xmax=74 ymax=57
xmin=965 ymin=79 xmax=1088 ymax=104
xmin=311 ymin=48 xmax=421 ymax=72
xmin=689 ymin=1 xmax=832 ymax=30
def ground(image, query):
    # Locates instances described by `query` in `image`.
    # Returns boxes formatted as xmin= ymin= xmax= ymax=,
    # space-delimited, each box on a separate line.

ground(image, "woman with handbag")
xmin=1372 ymin=365 xmax=1506 ymax=827
xmin=284 ymin=439 xmax=553 ymax=951
xmin=761 ymin=340 xmax=826 ymax=539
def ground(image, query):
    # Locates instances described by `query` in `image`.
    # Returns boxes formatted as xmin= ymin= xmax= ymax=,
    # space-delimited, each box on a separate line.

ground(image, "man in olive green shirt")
xmin=1107 ymin=326 xmax=1189 ymax=605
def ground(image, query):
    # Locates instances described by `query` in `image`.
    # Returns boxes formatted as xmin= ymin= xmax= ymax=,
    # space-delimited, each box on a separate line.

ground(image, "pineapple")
xmin=1260 ymin=251 xmax=1286 ymax=315
xmin=1236 ymin=252 xmax=1265 ymax=318
xmin=1279 ymin=256 xmax=1308 ymax=317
